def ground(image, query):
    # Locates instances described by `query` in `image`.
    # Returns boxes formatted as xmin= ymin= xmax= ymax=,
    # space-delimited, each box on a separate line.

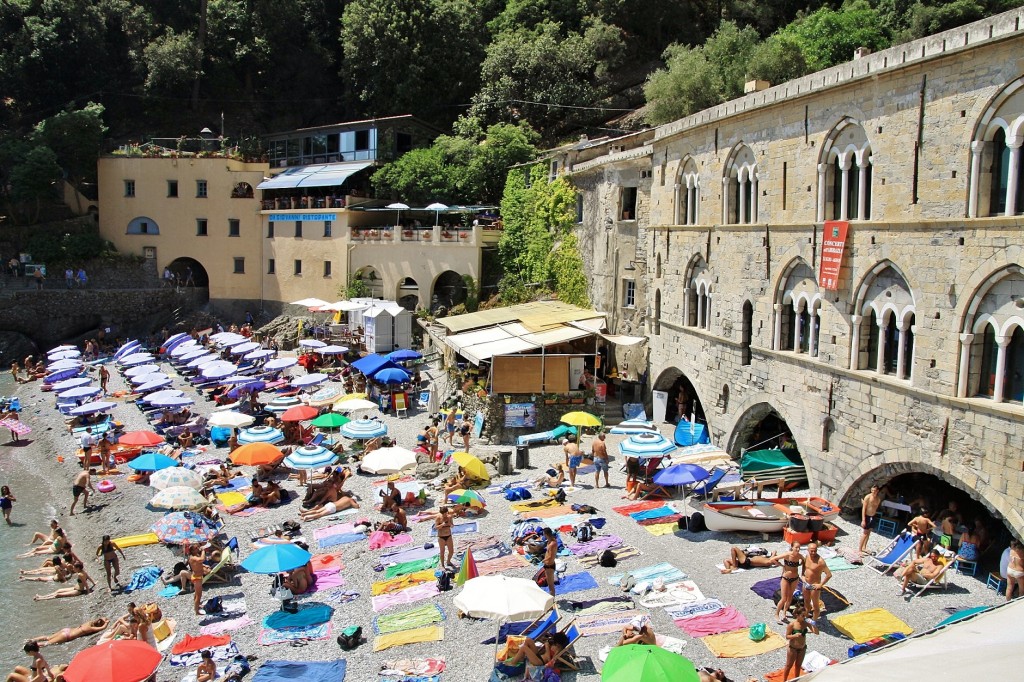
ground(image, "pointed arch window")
xmin=818 ymin=120 xmax=873 ymax=222
xmin=723 ymin=145 xmax=757 ymax=225
xmin=968 ymin=77 xmax=1024 ymax=217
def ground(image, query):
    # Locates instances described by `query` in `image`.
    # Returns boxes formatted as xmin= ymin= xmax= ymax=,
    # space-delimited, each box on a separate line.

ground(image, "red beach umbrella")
xmin=281 ymin=405 xmax=319 ymax=422
xmin=118 ymin=430 xmax=165 ymax=447
xmin=63 ymin=640 xmax=161 ymax=682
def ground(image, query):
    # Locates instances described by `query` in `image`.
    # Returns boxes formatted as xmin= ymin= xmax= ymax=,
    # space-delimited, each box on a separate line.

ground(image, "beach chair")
xmin=305 ymin=432 xmax=325 ymax=447
xmin=417 ymin=390 xmax=430 ymax=409
xmin=636 ymin=456 xmax=668 ymax=500
xmin=691 ymin=467 xmax=727 ymax=499
xmin=903 ymin=552 xmax=956 ymax=600
xmin=866 ymin=531 xmax=917 ymax=575
xmin=493 ymin=608 xmax=562 ymax=658
xmin=552 ymin=620 xmax=582 ymax=671
xmin=394 ymin=392 xmax=408 ymax=417
xmin=203 ymin=538 xmax=239 ymax=584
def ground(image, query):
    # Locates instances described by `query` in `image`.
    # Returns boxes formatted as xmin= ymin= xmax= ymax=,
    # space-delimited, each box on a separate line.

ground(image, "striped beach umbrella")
xmin=58 ymin=385 xmax=102 ymax=400
xmin=266 ymin=395 xmax=302 ymax=413
xmin=149 ymin=486 xmax=208 ymax=511
xmin=456 ymin=548 xmax=479 ymax=586
xmin=69 ymin=401 xmax=117 ymax=416
xmin=292 ymin=373 xmax=328 ymax=389
xmin=149 ymin=467 xmax=205 ymax=490
xmin=340 ymin=417 xmax=388 ymax=440
xmin=238 ymin=425 xmax=285 ymax=444
xmin=52 ymin=377 xmax=92 ymax=391
xmin=618 ymin=432 xmax=678 ymax=459
xmin=305 ymin=385 xmax=342 ymax=407
xmin=284 ymin=445 xmax=338 ymax=470
xmin=264 ymin=357 xmax=298 ymax=372
xmin=113 ymin=340 xmax=140 ymax=359
xmin=124 ymin=364 xmax=161 ymax=377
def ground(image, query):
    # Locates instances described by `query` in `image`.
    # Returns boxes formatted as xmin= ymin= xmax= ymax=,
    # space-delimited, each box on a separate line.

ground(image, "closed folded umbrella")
xmin=52 ymin=377 xmax=92 ymax=391
xmin=241 ymin=543 xmax=311 ymax=574
xmin=119 ymin=431 xmax=166 ymax=447
xmin=128 ymin=452 xmax=178 ymax=472
xmin=207 ymin=411 xmax=255 ymax=429
xmin=149 ymin=486 xmax=208 ymax=511
xmin=59 ymin=385 xmax=102 ymax=400
xmin=63 ymin=640 xmax=161 ymax=682
xmin=360 ymin=446 xmax=417 ymax=474
xmin=340 ymin=417 xmax=387 ymax=440
xmin=561 ymin=411 xmax=602 ymax=428
xmin=150 ymin=467 xmax=204 ymax=490
xmin=619 ymin=432 xmax=677 ymax=459
xmin=453 ymin=575 xmax=553 ymax=621
xmin=230 ymin=442 xmax=283 ymax=466
xmin=151 ymin=511 xmax=218 ymax=544
xmin=284 ymin=445 xmax=338 ymax=470
xmin=373 ymin=367 xmax=410 ymax=385
xmin=602 ymin=645 xmax=699 ymax=682
xmin=264 ymin=357 xmax=298 ymax=372
xmin=292 ymin=373 xmax=328 ymax=388
xmin=69 ymin=401 xmax=117 ymax=416
xmin=238 ymin=425 xmax=285 ymax=444
xmin=452 ymin=451 xmax=489 ymax=482
xmin=281 ymin=405 xmax=319 ymax=422
xmin=333 ymin=398 xmax=378 ymax=413
xmin=311 ymin=413 xmax=350 ymax=429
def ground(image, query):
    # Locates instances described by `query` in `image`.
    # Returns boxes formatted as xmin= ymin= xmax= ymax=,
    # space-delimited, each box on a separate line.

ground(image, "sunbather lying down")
xmin=720 ymin=546 xmax=780 ymax=573
xmin=534 ymin=464 xmax=565 ymax=488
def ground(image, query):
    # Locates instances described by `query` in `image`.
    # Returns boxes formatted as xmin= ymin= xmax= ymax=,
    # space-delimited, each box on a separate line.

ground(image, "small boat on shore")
xmin=759 ymin=496 xmax=840 ymax=522
xmin=702 ymin=501 xmax=790 ymax=532
xmin=77 ymin=444 xmax=144 ymax=467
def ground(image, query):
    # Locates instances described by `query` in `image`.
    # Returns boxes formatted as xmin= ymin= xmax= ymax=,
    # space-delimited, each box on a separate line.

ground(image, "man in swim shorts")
xmin=591 ymin=433 xmax=610 ymax=488
xmin=800 ymin=542 xmax=832 ymax=621
xmin=563 ymin=437 xmax=582 ymax=487
xmin=70 ymin=468 xmax=94 ymax=516
xmin=859 ymin=485 xmax=883 ymax=553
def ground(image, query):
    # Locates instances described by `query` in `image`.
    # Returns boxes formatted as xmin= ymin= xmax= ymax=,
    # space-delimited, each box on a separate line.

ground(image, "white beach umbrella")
xmin=69 ymin=401 xmax=117 ymax=416
xmin=48 ymin=345 xmax=77 ymax=354
xmin=47 ymin=359 xmax=83 ymax=371
xmin=136 ymin=377 xmax=173 ymax=392
xmin=207 ymin=411 xmax=255 ymax=429
xmin=298 ymin=339 xmax=326 ymax=349
xmin=453 ymin=575 xmax=554 ymax=621
xmin=333 ymin=398 xmax=379 ymax=413
xmin=244 ymin=349 xmax=276 ymax=361
xmin=359 ymin=446 xmax=417 ymax=474
xmin=169 ymin=342 xmax=201 ymax=357
xmin=129 ymin=372 xmax=169 ymax=385
xmin=426 ymin=202 xmax=448 ymax=226
xmin=186 ymin=353 xmax=219 ymax=368
xmin=120 ymin=353 xmax=155 ymax=367
xmin=317 ymin=345 xmax=349 ymax=355
xmin=291 ymin=373 xmax=328 ymax=389
xmin=264 ymin=357 xmax=298 ymax=372
xmin=52 ymin=377 xmax=92 ymax=392
xmin=125 ymin=364 xmax=161 ymax=377
xmin=230 ymin=341 xmax=261 ymax=355
xmin=141 ymin=389 xmax=185 ymax=404
xmin=58 ymin=385 xmax=102 ymax=400
xmin=48 ymin=350 xmax=81 ymax=360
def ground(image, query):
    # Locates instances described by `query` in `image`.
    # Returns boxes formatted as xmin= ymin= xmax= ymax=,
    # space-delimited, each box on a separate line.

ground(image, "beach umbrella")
xmin=48 ymin=344 xmax=77 ymax=354
xmin=372 ymin=367 xmax=410 ymax=385
xmin=292 ymin=373 xmax=328 ymax=389
xmin=129 ymin=372 xmax=169 ymax=385
xmin=299 ymin=339 xmax=327 ymax=348
xmin=284 ymin=445 xmax=338 ymax=470
xmin=176 ymin=350 xmax=212 ymax=365
xmin=69 ymin=401 xmax=117 ymax=416
xmin=937 ymin=606 xmax=992 ymax=628
xmin=119 ymin=430 xmax=165 ymax=447
xmin=149 ymin=467 xmax=204 ymax=490
xmin=47 ymin=360 xmax=83 ymax=371
xmin=266 ymin=395 xmax=303 ymax=413
xmin=52 ymin=377 xmax=92 ymax=391
xmin=335 ymin=392 xmax=368 ymax=402
xmin=226 ymin=380 xmax=265 ymax=398
xmin=318 ymin=344 xmax=348 ymax=355
xmin=124 ymin=364 xmax=161 ymax=377
xmin=290 ymin=297 xmax=330 ymax=308
xmin=311 ymin=413 xmax=350 ymax=429
xmin=149 ymin=486 xmax=208 ymax=511
xmin=141 ymin=389 xmax=185 ymax=403
xmin=456 ymin=548 xmax=479 ymax=586
xmin=601 ymin=644 xmax=699 ymax=682
xmin=149 ymin=395 xmax=194 ymax=408
xmin=128 ymin=452 xmax=178 ymax=471
xmin=113 ymin=340 xmax=140 ymax=359
xmin=351 ymin=354 xmax=397 ymax=376
xmin=453 ymin=575 xmax=553 ymax=621
xmin=137 ymin=377 xmax=173 ymax=392
xmin=238 ymin=425 xmax=285 ymax=444
xmin=213 ymin=334 xmax=246 ymax=347
xmin=561 ymin=411 xmax=602 ymax=428
xmin=241 ymin=543 xmax=311 ymax=574
xmin=264 ymin=357 xmax=298 ymax=372
xmin=59 ymin=385 xmax=102 ymax=400
xmin=452 ymin=451 xmax=489 ymax=482
xmin=244 ymin=349 xmax=276 ymax=361
xmin=185 ymin=353 xmax=218 ymax=368
xmin=306 ymin=386 xmax=342 ymax=407
xmin=217 ymin=374 xmax=256 ymax=385
xmin=208 ymin=410 xmax=255 ymax=429
xmin=161 ymin=332 xmax=190 ymax=348
xmin=151 ymin=511 xmax=218 ymax=543
xmin=63 ymin=639 xmax=161 ymax=682
xmin=426 ymin=202 xmax=448 ymax=225
xmin=386 ymin=201 xmax=410 ymax=225
xmin=281 ymin=405 xmax=319 ymax=422
xmin=229 ymin=341 xmax=260 ymax=355
xmin=169 ymin=342 xmax=200 ymax=357
xmin=387 ymin=349 xmax=422 ymax=362
xmin=230 ymin=442 xmax=283 ymax=466
xmin=359 ymin=446 xmax=417 ymax=474
xmin=210 ymin=331 xmax=241 ymax=342
xmin=333 ymin=398 xmax=378 ymax=413
xmin=49 ymin=350 xmax=81 ymax=360
xmin=340 ymin=417 xmax=388 ymax=440
xmin=119 ymin=353 xmax=155 ymax=366
xmin=653 ymin=463 xmax=710 ymax=488
xmin=447 ymin=489 xmax=486 ymax=509
xmin=619 ymin=432 xmax=677 ymax=459
xmin=202 ymin=362 xmax=238 ymax=379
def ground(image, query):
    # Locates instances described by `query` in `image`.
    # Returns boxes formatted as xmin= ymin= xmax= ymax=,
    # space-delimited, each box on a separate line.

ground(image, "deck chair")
xmin=305 ymin=432 xmax=325 ymax=447
xmin=417 ymin=390 xmax=430 ymax=409
xmin=203 ymin=538 xmax=239 ymax=584
xmin=866 ymin=531 xmax=917 ymax=575
xmin=691 ymin=467 xmax=728 ymax=499
xmin=394 ymin=392 xmax=408 ymax=417
xmin=903 ymin=552 xmax=956 ymax=600
xmin=552 ymin=620 xmax=582 ymax=671
xmin=493 ymin=608 xmax=562 ymax=656
xmin=636 ymin=456 xmax=668 ymax=500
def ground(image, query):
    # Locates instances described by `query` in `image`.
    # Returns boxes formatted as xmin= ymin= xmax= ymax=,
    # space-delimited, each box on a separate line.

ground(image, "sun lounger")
xmin=866 ymin=531 xmax=917 ymax=575
xmin=552 ymin=620 xmax=582 ymax=671
xmin=690 ymin=467 xmax=728 ymax=499
xmin=515 ymin=424 xmax=576 ymax=447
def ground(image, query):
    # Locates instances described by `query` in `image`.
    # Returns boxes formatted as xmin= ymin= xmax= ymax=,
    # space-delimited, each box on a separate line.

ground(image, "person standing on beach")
xmin=1 ymin=485 xmax=15 ymax=524
xmin=592 ymin=433 xmax=610 ymax=488
xmin=563 ymin=437 xmax=582 ymax=487
xmin=434 ymin=506 xmax=454 ymax=569
xmin=801 ymin=543 xmax=832 ymax=622
xmin=69 ymin=468 xmax=94 ymax=516
xmin=98 ymin=365 xmax=109 ymax=395
xmin=96 ymin=535 xmax=126 ymax=590
xmin=188 ymin=545 xmax=208 ymax=615
xmin=542 ymin=527 xmax=559 ymax=597
xmin=79 ymin=429 xmax=96 ymax=466
xmin=443 ymin=410 xmax=456 ymax=446
xmin=859 ymin=485 xmax=884 ymax=553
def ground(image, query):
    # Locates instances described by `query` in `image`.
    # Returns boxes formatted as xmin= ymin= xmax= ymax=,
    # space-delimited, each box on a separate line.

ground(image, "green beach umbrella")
xmin=311 ymin=413 xmax=351 ymax=429
xmin=601 ymin=645 xmax=699 ymax=682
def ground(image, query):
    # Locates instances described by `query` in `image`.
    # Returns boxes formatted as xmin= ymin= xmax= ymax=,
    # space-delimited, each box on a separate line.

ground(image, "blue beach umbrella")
xmin=284 ymin=445 xmax=338 ymax=470
xmin=653 ymin=463 xmax=711 ymax=487
xmin=129 ymin=452 xmax=180 ymax=472
xmin=372 ymin=367 xmax=410 ymax=385
xmin=69 ymin=401 xmax=117 ymax=416
xmin=341 ymin=417 xmax=388 ymax=440
xmin=113 ymin=340 xmax=140 ymax=359
xmin=241 ymin=543 xmax=312 ymax=574
xmin=387 ymin=349 xmax=421 ymax=362
xmin=238 ymin=425 xmax=285 ymax=444
xmin=46 ymin=368 xmax=82 ymax=382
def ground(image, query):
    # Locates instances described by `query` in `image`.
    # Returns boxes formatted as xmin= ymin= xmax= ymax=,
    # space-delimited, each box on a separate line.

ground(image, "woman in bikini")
xmin=776 ymin=541 xmax=803 ymax=623
xmin=1 ymin=485 xmax=15 ymax=524
xmin=33 ymin=562 xmax=95 ymax=601
xmin=434 ymin=506 xmax=454 ymax=569
xmin=1007 ymin=538 xmax=1024 ymax=601
xmin=28 ymin=618 xmax=108 ymax=647
xmin=95 ymin=535 xmax=126 ymax=591
xmin=18 ymin=556 xmax=71 ymax=583
xmin=188 ymin=545 xmax=208 ymax=615
xmin=19 ymin=528 xmax=70 ymax=558
xmin=782 ymin=603 xmax=817 ymax=681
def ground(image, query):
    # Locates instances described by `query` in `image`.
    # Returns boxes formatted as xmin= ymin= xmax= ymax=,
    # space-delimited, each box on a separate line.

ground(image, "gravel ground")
xmin=7 ymin=355 xmax=1002 ymax=681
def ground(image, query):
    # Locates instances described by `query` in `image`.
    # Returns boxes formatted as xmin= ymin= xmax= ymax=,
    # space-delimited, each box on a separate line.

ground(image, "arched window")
xmin=818 ymin=120 xmax=872 ymax=222
xmin=774 ymin=260 xmax=821 ymax=357
xmin=968 ymin=77 xmax=1024 ymax=217
xmin=723 ymin=144 xmax=757 ymax=225
xmin=684 ymin=255 xmax=710 ymax=328
xmin=958 ymin=265 xmax=1024 ymax=402
xmin=851 ymin=264 xmax=916 ymax=380
xmin=676 ymin=158 xmax=700 ymax=225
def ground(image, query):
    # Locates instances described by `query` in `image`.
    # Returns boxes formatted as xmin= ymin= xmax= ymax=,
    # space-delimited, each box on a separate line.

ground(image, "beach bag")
xmin=436 ymin=569 xmax=453 ymax=592
xmin=223 ymin=655 xmax=251 ymax=680
xmin=749 ymin=623 xmax=767 ymax=641
xmin=572 ymin=504 xmax=598 ymax=514
xmin=599 ymin=550 xmax=617 ymax=568
xmin=533 ymin=567 xmax=549 ymax=588
xmin=573 ymin=522 xmax=594 ymax=543
xmin=282 ymin=521 xmax=301 ymax=535
xmin=686 ymin=512 xmax=706 ymax=532
xmin=554 ymin=489 xmax=566 ymax=504
xmin=337 ymin=625 xmax=363 ymax=650
xmin=203 ymin=596 xmax=224 ymax=614
xmin=270 ymin=575 xmax=293 ymax=602
xmin=152 ymin=619 xmax=171 ymax=642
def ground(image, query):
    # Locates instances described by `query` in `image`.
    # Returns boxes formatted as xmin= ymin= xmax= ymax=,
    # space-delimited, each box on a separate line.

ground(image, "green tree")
xmin=1 ymin=141 xmax=60 ymax=224
xmin=33 ymin=103 xmax=108 ymax=214
xmin=143 ymin=28 xmax=203 ymax=94
xmin=747 ymin=34 xmax=808 ymax=84
xmin=775 ymin=1 xmax=889 ymax=72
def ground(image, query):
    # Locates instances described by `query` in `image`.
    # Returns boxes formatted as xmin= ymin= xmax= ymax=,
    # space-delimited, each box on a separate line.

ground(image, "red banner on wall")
xmin=818 ymin=220 xmax=850 ymax=290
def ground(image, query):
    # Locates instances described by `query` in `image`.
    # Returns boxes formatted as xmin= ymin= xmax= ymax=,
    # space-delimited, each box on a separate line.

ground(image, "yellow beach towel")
xmin=216 ymin=491 xmax=248 ymax=507
xmin=831 ymin=608 xmax=913 ymax=644
xmin=371 ymin=570 xmax=436 ymax=596
xmin=701 ymin=628 xmax=786 ymax=658
xmin=372 ymin=625 xmax=444 ymax=652
xmin=644 ymin=523 xmax=679 ymax=537
xmin=510 ymin=498 xmax=559 ymax=512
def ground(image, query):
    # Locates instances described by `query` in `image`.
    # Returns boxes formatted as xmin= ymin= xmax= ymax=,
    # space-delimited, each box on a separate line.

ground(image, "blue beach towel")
xmin=630 ymin=506 xmax=676 ymax=521
xmin=263 ymin=603 xmax=332 ymax=629
xmin=123 ymin=566 xmax=163 ymax=593
xmin=318 ymin=532 xmax=367 ymax=549
xmin=430 ymin=521 xmax=478 ymax=536
xmin=555 ymin=571 xmax=600 ymax=596
xmin=158 ymin=584 xmax=182 ymax=598
xmin=252 ymin=659 xmax=346 ymax=682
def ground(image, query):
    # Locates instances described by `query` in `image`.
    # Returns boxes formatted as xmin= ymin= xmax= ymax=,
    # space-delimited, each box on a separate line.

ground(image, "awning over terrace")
xmin=256 ymin=161 xmax=373 ymax=189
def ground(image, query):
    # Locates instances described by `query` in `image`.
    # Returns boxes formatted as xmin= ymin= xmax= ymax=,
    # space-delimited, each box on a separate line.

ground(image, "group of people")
xmin=15 ymin=519 xmax=100 ymax=601
xmin=62 ymin=267 xmax=88 ymax=289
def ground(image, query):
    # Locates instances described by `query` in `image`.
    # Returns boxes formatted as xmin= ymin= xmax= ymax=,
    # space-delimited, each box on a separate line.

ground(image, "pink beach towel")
xmin=477 ymin=554 xmax=530 ymax=576
xmin=371 ymin=583 xmax=440 ymax=612
xmin=306 ymin=570 xmax=346 ymax=593
xmin=674 ymin=606 xmax=749 ymax=637
xmin=200 ymin=615 xmax=254 ymax=636
xmin=313 ymin=522 xmax=358 ymax=540
xmin=369 ymin=531 xmax=413 ymax=550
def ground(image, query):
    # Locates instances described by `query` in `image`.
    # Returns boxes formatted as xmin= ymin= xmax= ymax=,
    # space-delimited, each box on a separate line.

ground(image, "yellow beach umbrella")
xmin=452 ymin=451 xmax=489 ymax=482
xmin=561 ymin=411 xmax=602 ymax=428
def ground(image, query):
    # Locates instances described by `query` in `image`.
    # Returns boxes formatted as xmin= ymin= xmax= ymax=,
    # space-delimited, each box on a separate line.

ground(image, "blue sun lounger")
xmin=516 ymin=424 xmax=577 ymax=447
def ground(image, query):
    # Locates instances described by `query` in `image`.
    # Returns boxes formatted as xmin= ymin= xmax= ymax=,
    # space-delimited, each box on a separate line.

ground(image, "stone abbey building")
xmin=557 ymin=8 xmax=1024 ymax=539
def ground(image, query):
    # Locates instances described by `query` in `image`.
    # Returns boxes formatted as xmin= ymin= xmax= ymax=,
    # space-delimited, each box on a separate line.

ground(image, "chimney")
xmin=744 ymin=79 xmax=771 ymax=94
xmin=854 ymin=47 xmax=872 ymax=60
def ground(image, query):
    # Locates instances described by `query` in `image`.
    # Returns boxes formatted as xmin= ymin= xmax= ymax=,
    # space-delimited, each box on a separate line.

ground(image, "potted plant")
xmin=403 ymin=229 xmax=414 ymax=238
xmin=441 ymin=230 xmax=453 ymax=239
xmin=584 ymin=387 xmax=596 ymax=405
xmin=543 ymin=394 xmax=557 ymax=405
xmin=459 ymin=231 xmax=469 ymax=239
xmin=382 ymin=229 xmax=392 ymax=240
xmin=351 ymin=228 xmax=362 ymax=238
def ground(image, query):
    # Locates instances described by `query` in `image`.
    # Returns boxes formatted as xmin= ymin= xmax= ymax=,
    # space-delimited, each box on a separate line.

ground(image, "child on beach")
xmin=1 ymin=485 xmax=15 ymax=524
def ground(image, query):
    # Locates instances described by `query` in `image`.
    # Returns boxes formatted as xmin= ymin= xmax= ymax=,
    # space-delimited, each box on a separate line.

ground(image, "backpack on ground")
xmin=599 ymin=550 xmax=617 ymax=568
xmin=572 ymin=521 xmax=594 ymax=543
xmin=337 ymin=625 xmax=363 ymax=650
xmin=554 ymin=489 xmax=566 ymax=504
xmin=203 ymin=596 xmax=224 ymax=614
xmin=436 ymin=569 xmax=453 ymax=592
xmin=572 ymin=503 xmax=598 ymax=514
xmin=504 ymin=487 xmax=531 ymax=502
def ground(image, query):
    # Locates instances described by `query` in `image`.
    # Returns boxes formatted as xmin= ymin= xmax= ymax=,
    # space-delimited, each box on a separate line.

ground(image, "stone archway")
xmin=397 ymin=277 xmax=419 ymax=311
xmin=727 ymin=401 xmax=800 ymax=458
xmin=166 ymin=257 xmax=209 ymax=287
xmin=652 ymin=367 xmax=706 ymax=426
xmin=432 ymin=270 xmax=466 ymax=314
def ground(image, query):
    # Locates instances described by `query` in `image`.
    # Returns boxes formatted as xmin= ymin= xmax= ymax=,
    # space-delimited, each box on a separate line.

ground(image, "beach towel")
xmin=643 ymin=523 xmax=680 ymax=537
xmin=554 ymin=571 xmax=599 ymax=595
xmin=373 ymin=604 xmax=446 ymax=635
xmin=612 ymin=500 xmax=665 ymax=516
xmin=457 ymin=542 xmax=507 ymax=563
xmin=430 ymin=521 xmax=477 ymax=536
xmin=540 ymin=514 xmax=587 ymax=531
xmin=380 ymin=546 xmax=440 ymax=564
xmin=322 ymin=590 xmax=360 ymax=604
xmin=318 ymin=508 xmax=362 ymax=521
xmin=456 ymin=535 xmax=505 ymax=553
xmin=372 ymin=583 xmax=440 ymax=612
xmin=567 ymin=535 xmax=623 ymax=556
xmin=385 ymin=556 xmax=440 ymax=579
xmin=629 ymin=506 xmax=676 ymax=521
xmin=258 ymin=622 xmax=332 ymax=646
xmin=609 ymin=562 xmax=687 ymax=593
xmin=750 ymin=577 xmax=781 ymax=600
xmin=200 ymin=615 xmax=254 ymax=636
xmin=373 ymin=626 xmax=444 ymax=652
xmin=252 ymin=659 xmax=347 ymax=682
xmin=579 ymin=546 xmax=640 ymax=568
xmin=213 ymin=477 xmax=250 ymax=493
xmin=380 ymin=659 xmax=446 ymax=677
xmin=654 ymin=634 xmax=687 ymax=656
xmin=218 ymin=503 xmax=267 ymax=517
xmin=701 ymin=628 xmax=786 ymax=658
xmin=666 ymin=598 xmax=725 ymax=620
xmin=207 ymin=594 xmax=247 ymax=617
xmin=372 ymin=570 xmax=436 ymax=596
xmin=477 ymin=554 xmax=531 ymax=576
xmin=159 ymin=585 xmax=182 ymax=598
xmin=123 ymin=566 xmax=163 ymax=593
xmin=831 ymin=608 xmax=913 ymax=644
xmin=307 ymin=570 xmax=347 ymax=593
xmin=314 ymin=522 xmax=358 ymax=540
xmin=318 ymin=532 xmax=367 ymax=549
xmin=640 ymin=581 xmax=707 ymax=609
xmin=371 ymin=531 xmax=413 ymax=550
xmin=524 ymin=504 xmax=575 ymax=519
xmin=576 ymin=611 xmax=646 ymax=637
xmin=263 ymin=603 xmax=332 ymax=629
xmin=169 ymin=642 xmax=241 ymax=667
xmin=563 ymin=595 xmax=635 ymax=616
xmin=825 ymin=556 xmax=859 ymax=572
xmin=311 ymin=554 xmax=345 ymax=573
xmin=674 ymin=606 xmax=748 ymax=637
xmin=171 ymin=633 xmax=231 ymax=655
xmin=216 ymin=491 xmax=248 ymax=507
xmin=510 ymin=498 xmax=559 ymax=512
xmin=638 ymin=514 xmax=683 ymax=526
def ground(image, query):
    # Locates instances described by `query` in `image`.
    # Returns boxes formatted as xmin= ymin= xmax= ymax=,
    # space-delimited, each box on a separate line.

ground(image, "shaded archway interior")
xmin=652 ymin=367 xmax=706 ymax=426
xmin=730 ymin=403 xmax=799 ymax=459
xmin=166 ymin=257 xmax=210 ymax=287
xmin=432 ymin=270 xmax=467 ymax=313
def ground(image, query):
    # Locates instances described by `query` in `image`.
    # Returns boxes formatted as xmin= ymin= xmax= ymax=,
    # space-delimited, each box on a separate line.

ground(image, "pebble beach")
xmin=0 ymin=350 xmax=1004 ymax=681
